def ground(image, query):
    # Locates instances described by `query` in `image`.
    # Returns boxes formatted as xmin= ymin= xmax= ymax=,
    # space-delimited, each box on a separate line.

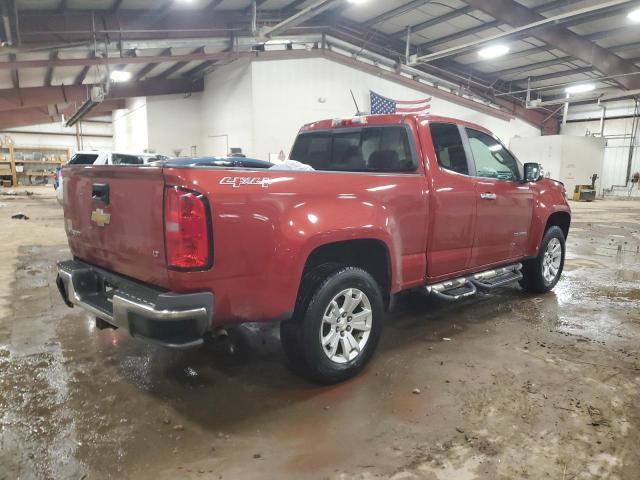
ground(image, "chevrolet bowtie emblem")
xmin=91 ymin=208 xmax=111 ymax=227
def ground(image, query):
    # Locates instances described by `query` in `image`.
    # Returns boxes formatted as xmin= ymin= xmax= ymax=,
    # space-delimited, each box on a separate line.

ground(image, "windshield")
xmin=290 ymin=126 xmax=417 ymax=173
xmin=68 ymin=153 xmax=99 ymax=165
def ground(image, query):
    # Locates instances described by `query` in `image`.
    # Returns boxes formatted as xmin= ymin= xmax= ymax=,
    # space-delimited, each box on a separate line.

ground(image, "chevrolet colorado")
xmin=56 ymin=114 xmax=571 ymax=383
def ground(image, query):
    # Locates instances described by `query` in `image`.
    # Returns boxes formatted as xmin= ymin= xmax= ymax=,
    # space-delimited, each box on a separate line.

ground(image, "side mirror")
xmin=523 ymin=163 xmax=543 ymax=183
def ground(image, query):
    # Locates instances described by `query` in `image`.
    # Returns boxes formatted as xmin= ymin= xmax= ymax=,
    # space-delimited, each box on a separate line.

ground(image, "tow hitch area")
xmin=56 ymin=259 xmax=214 ymax=349
xmin=425 ymin=264 xmax=523 ymax=301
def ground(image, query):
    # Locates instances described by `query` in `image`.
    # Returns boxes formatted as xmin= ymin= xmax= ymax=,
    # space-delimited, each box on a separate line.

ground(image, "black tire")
xmin=519 ymin=226 xmax=566 ymax=293
xmin=280 ymin=266 xmax=384 ymax=384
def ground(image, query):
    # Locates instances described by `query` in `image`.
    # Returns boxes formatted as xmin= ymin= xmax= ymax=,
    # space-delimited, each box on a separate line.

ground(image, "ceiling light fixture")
xmin=627 ymin=8 xmax=640 ymax=22
xmin=110 ymin=70 xmax=132 ymax=83
xmin=565 ymin=83 xmax=595 ymax=95
xmin=478 ymin=44 xmax=510 ymax=59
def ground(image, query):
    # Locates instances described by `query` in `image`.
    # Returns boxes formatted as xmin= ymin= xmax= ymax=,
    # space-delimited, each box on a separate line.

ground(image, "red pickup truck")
xmin=56 ymin=114 xmax=570 ymax=383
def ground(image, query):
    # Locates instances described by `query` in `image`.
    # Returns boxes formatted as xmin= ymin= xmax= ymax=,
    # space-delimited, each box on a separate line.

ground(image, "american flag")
xmin=370 ymin=91 xmax=431 ymax=115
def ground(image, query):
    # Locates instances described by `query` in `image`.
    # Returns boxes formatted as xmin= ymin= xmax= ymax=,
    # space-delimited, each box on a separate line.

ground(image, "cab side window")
xmin=466 ymin=128 xmax=520 ymax=181
xmin=112 ymin=154 xmax=143 ymax=165
xmin=429 ymin=123 xmax=469 ymax=175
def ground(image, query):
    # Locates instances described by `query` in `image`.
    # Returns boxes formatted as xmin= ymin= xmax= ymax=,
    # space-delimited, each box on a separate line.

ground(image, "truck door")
xmin=425 ymin=123 xmax=477 ymax=279
xmin=464 ymin=127 xmax=534 ymax=267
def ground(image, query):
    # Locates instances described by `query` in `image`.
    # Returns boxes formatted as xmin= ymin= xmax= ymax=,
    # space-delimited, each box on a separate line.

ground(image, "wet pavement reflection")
xmin=1 ymin=197 xmax=639 ymax=480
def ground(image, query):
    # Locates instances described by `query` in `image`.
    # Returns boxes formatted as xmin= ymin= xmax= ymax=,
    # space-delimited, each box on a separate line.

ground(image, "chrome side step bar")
xmin=469 ymin=264 xmax=523 ymax=290
xmin=425 ymin=263 xmax=522 ymax=301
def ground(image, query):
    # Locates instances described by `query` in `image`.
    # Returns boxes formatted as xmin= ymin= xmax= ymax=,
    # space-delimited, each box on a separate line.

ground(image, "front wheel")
xmin=280 ymin=266 xmax=384 ymax=384
xmin=520 ymin=226 xmax=566 ymax=293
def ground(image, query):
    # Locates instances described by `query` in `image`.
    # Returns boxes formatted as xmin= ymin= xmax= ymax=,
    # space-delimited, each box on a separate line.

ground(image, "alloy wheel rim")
xmin=542 ymin=238 xmax=562 ymax=283
xmin=319 ymin=288 xmax=372 ymax=364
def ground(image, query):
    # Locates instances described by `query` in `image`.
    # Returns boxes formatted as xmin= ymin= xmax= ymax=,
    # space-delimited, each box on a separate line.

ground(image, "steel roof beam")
xmin=419 ymin=21 xmax=501 ymax=50
xmin=465 ymin=31 xmax=640 ymax=71
xmin=262 ymin=0 xmax=342 ymax=37
xmin=0 ymin=50 xmax=236 ymax=70
xmin=477 ymin=38 xmax=640 ymax=82
xmin=0 ymin=78 xmax=203 ymax=113
xmin=515 ymin=66 xmax=598 ymax=84
xmin=133 ymin=47 xmax=172 ymax=81
xmin=284 ymin=0 xmax=311 ymax=11
xmin=411 ymin=0 xmax=584 ymax=46
xmin=458 ymin=0 xmax=640 ymax=90
xmin=154 ymin=46 xmax=206 ymax=79
xmin=0 ymin=99 xmax=125 ymax=130
xmin=44 ymin=52 xmax=58 ymax=86
xmin=493 ymin=56 xmax=574 ymax=78
xmin=181 ymin=60 xmax=217 ymax=78
xmin=389 ymin=6 xmax=474 ymax=38
xmin=363 ymin=0 xmax=432 ymax=28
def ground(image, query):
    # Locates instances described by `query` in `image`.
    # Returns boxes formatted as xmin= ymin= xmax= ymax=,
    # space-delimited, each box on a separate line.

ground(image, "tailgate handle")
xmin=92 ymin=184 xmax=110 ymax=204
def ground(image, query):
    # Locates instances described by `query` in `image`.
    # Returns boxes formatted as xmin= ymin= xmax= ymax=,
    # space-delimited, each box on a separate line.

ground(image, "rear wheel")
xmin=280 ymin=266 xmax=384 ymax=384
xmin=520 ymin=226 xmax=565 ymax=293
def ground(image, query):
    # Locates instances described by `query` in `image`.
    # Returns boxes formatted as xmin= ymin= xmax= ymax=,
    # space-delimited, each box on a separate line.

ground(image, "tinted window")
xmin=290 ymin=133 xmax=332 ymax=170
xmin=466 ymin=129 xmax=520 ymax=181
xmin=290 ymin=126 xmax=416 ymax=173
xmin=68 ymin=153 xmax=98 ymax=165
xmin=332 ymin=131 xmax=364 ymax=170
xmin=429 ymin=123 xmax=469 ymax=175
xmin=112 ymin=154 xmax=143 ymax=165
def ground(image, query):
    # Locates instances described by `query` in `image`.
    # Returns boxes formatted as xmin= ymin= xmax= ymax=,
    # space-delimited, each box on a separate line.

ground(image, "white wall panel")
xmin=200 ymin=60 xmax=254 ymax=157
xmin=147 ymin=93 xmax=202 ymax=157
xmin=205 ymin=56 xmax=541 ymax=160
xmin=112 ymin=97 xmax=149 ymax=153
xmin=511 ymin=135 xmax=606 ymax=195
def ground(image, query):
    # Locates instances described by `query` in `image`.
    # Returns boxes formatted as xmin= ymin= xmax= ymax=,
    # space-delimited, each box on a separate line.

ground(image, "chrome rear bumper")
xmin=56 ymin=260 xmax=213 ymax=348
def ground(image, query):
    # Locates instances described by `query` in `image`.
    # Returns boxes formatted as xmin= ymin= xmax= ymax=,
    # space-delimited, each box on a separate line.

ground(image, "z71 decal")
xmin=219 ymin=177 xmax=270 ymax=188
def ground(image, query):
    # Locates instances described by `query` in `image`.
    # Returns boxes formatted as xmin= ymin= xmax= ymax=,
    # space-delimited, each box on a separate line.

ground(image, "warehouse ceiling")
xmin=2 ymin=0 xmax=640 ymax=131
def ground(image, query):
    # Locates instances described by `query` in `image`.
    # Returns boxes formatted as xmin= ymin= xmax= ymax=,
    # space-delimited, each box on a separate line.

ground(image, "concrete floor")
xmin=0 ymin=187 xmax=639 ymax=480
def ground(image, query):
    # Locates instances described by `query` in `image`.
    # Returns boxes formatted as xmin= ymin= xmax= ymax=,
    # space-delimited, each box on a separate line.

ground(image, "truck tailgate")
xmin=63 ymin=166 xmax=169 ymax=288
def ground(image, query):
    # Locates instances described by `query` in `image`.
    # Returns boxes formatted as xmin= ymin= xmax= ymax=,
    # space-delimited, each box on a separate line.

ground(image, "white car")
xmin=56 ymin=151 xmax=167 ymax=205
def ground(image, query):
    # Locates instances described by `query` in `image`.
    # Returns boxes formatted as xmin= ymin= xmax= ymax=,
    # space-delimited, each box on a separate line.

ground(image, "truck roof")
xmin=300 ymin=114 xmax=492 ymax=136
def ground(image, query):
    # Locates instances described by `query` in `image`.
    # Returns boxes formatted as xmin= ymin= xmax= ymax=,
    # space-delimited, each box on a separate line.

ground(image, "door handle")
xmin=480 ymin=193 xmax=497 ymax=200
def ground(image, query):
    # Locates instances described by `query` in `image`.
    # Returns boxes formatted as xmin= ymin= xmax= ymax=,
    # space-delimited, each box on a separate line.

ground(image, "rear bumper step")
xmin=425 ymin=263 xmax=522 ymax=301
xmin=56 ymin=259 xmax=214 ymax=349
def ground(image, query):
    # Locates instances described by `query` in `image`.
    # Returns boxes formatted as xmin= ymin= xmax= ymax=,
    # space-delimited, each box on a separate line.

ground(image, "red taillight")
xmin=164 ymin=186 xmax=212 ymax=270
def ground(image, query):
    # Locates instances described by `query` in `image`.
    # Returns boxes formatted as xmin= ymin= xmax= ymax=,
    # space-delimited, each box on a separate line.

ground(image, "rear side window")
xmin=466 ymin=128 xmax=521 ymax=181
xmin=112 ymin=154 xmax=143 ymax=165
xmin=68 ymin=153 xmax=98 ymax=165
xmin=290 ymin=126 xmax=416 ymax=173
xmin=429 ymin=123 xmax=469 ymax=175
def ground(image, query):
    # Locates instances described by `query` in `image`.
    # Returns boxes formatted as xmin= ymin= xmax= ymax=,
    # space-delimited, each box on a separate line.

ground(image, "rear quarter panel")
xmin=164 ymin=167 xmax=428 ymax=324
